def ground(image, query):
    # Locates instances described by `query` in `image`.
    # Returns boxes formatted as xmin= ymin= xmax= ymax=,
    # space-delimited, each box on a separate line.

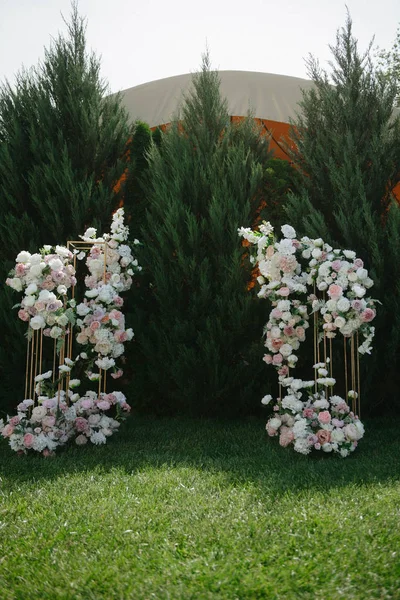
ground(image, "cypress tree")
xmin=0 ymin=3 xmax=132 ymax=410
xmin=136 ymin=53 xmax=272 ymax=416
xmin=284 ymin=14 xmax=400 ymax=412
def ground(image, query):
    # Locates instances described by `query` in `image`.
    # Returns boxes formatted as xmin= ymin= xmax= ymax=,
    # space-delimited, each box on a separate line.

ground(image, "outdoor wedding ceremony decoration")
xmin=1 ymin=209 xmax=141 ymax=455
xmin=239 ymin=222 xmax=376 ymax=457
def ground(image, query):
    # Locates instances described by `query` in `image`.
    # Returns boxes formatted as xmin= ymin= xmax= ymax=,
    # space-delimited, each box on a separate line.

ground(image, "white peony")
xmin=281 ymin=224 xmax=296 ymax=239
xmin=30 ymin=315 xmax=46 ymax=330
xmin=16 ymin=251 xmax=31 ymax=263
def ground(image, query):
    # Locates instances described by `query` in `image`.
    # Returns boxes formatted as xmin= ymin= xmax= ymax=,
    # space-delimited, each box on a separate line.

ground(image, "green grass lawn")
xmin=0 ymin=416 xmax=399 ymax=599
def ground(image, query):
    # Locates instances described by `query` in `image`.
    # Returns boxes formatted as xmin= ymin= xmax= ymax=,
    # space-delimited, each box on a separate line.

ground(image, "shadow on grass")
xmin=1 ymin=416 xmax=399 ymax=493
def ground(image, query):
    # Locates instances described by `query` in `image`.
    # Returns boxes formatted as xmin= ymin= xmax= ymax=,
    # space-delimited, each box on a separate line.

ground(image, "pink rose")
xmin=317 ymin=429 xmax=331 ymax=444
xmin=271 ymin=308 xmax=282 ymax=319
xmin=16 ymin=263 xmax=26 ymax=276
xmin=90 ymin=321 xmax=101 ymax=331
xmin=331 ymin=260 xmax=342 ymax=272
xmin=42 ymin=416 xmax=56 ymax=428
xmin=327 ymin=284 xmax=343 ymax=300
xmin=97 ymin=400 xmax=111 ymax=411
xmin=9 ymin=416 xmax=20 ymax=426
xmin=113 ymin=296 xmax=124 ymax=307
xmin=272 ymin=353 xmax=283 ymax=365
xmin=331 ymin=418 xmax=344 ymax=427
xmin=18 ymin=309 xmax=30 ymax=322
xmin=361 ymin=308 xmax=375 ymax=322
xmin=75 ymin=417 xmax=88 ymax=432
xmin=121 ymin=402 xmax=131 ymax=412
xmin=351 ymin=299 xmax=363 ymax=311
xmin=76 ymin=332 xmax=88 ymax=344
xmin=354 ymin=258 xmax=364 ymax=268
xmin=263 ymin=354 xmax=273 ymax=364
xmin=23 ymin=433 xmax=35 ymax=448
xmin=80 ymin=399 xmax=93 ymax=410
xmin=266 ymin=424 xmax=278 ymax=437
xmin=277 ymin=287 xmax=290 ymax=297
xmin=283 ymin=326 xmax=294 ymax=336
xmin=279 ymin=426 xmax=294 ymax=447
xmin=318 ymin=410 xmax=331 ymax=425
xmin=271 ymin=338 xmax=283 ymax=351
xmin=303 ymin=408 xmax=314 ymax=419
xmin=278 ymin=366 xmax=289 ymax=376
xmin=295 ymin=326 xmax=305 ymax=340
xmin=2 ymin=424 xmax=14 ymax=437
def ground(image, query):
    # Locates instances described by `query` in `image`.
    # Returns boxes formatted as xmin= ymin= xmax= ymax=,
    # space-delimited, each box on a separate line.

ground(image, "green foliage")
xmin=0 ymin=3 xmax=132 ymax=411
xmin=285 ymin=14 xmax=400 ymax=412
xmin=377 ymin=23 xmax=400 ymax=105
xmin=133 ymin=53 xmax=272 ymax=416
xmin=1 ymin=416 xmax=400 ymax=599
xmin=258 ymin=157 xmax=301 ymax=229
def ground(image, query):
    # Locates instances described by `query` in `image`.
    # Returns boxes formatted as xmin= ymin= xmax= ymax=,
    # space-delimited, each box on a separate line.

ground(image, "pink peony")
xmin=80 ymin=399 xmax=93 ymax=410
xmin=97 ymin=400 xmax=111 ymax=411
xmin=2 ymin=424 xmax=14 ymax=437
xmin=361 ymin=308 xmax=375 ymax=322
xmin=303 ymin=408 xmax=315 ymax=419
xmin=327 ymin=284 xmax=343 ymax=300
xmin=75 ymin=417 xmax=88 ymax=432
xmin=277 ymin=287 xmax=290 ymax=297
xmin=283 ymin=326 xmax=294 ymax=336
xmin=279 ymin=426 xmax=294 ymax=447
xmin=18 ymin=309 xmax=30 ymax=322
xmin=272 ymin=353 xmax=283 ymax=365
xmin=23 ymin=433 xmax=35 ymax=448
xmin=318 ymin=410 xmax=331 ymax=425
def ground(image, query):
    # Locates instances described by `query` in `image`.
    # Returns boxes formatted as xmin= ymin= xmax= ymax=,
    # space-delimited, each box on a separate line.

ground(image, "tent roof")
xmin=118 ymin=71 xmax=316 ymax=127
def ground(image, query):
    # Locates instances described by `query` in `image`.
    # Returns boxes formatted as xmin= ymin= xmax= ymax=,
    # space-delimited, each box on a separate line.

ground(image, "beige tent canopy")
xmin=118 ymin=71 xmax=316 ymax=128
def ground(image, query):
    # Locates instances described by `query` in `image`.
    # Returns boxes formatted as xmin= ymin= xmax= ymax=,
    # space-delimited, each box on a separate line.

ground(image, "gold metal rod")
xmin=357 ymin=331 xmax=361 ymax=417
xmin=34 ymin=330 xmax=39 ymax=400
xmin=39 ymin=330 xmax=43 ymax=384
xmin=29 ymin=331 xmax=35 ymax=401
xmin=344 ymin=337 xmax=348 ymax=400
xmin=25 ymin=334 xmax=30 ymax=399
xmin=53 ymin=339 xmax=57 ymax=384
xmin=329 ymin=337 xmax=333 ymax=378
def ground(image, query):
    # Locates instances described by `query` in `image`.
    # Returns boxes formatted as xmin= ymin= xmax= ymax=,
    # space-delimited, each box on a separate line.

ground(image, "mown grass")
xmin=0 ymin=416 xmax=399 ymax=599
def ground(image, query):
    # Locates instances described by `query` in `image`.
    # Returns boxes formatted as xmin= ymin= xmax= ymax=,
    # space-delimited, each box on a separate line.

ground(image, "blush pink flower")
xmin=23 ymin=433 xmax=35 ymax=448
xmin=9 ymin=416 xmax=20 ymax=426
xmin=317 ymin=429 xmax=331 ymax=444
xmin=80 ymin=399 xmax=93 ymax=410
xmin=110 ymin=369 xmax=123 ymax=379
xmin=354 ymin=258 xmax=364 ymax=268
xmin=263 ymin=354 xmax=273 ymax=364
xmin=318 ymin=410 xmax=331 ymax=425
xmin=331 ymin=260 xmax=342 ymax=272
xmin=278 ymin=365 xmax=289 ymax=376
xmin=113 ymin=296 xmax=124 ymax=307
xmin=283 ymin=326 xmax=294 ymax=336
xmin=295 ymin=326 xmax=306 ymax=340
xmin=266 ymin=424 xmax=278 ymax=437
xmin=75 ymin=417 xmax=88 ymax=432
xmin=303 ymin=408 xmax=314 ymax=419
xmin=272 ymin=353 xmax=283 ymax=365
xmin=271 ymin=338 xmax=283 ymax=351
xmin=277 ymin=287 xmax=290 ymax=297
xmin=18 ymin=309 xmax=30 ymax=322
xmin=90 ymin=321 xmax=101 ymax=331
xmin=327 ymin=284 xmax=343 ymax=300
xmin=361 ymin=308 xmax=375 ymax=322
xmin=97 ymin=400 xmax=111 ymax=411
xmin=279 ymin=426 xmax=294 ymax=447
xmin=271 ymin=308 xmax=282 ymax=319
xmin=2 ymin=424 xmax=14 ymax=437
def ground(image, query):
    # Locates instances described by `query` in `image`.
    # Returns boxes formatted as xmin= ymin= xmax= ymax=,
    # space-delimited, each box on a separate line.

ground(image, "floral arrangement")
xmin=239 ymin=222 xmax=376 ymax=457
xmin=1 ymin=209 xmax=140 ymax=455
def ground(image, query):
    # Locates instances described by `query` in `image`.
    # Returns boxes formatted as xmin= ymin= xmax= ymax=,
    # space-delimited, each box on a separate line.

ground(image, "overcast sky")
xmin=1 ymin=0 xmax=399 ymax=92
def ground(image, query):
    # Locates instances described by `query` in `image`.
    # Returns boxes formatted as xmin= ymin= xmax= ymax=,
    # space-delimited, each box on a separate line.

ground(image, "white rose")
xmin=84 ymin=227 xmax=97 ymax=239
xmin=29 ymin=253 xmax=42 ymax=265
xmin=76 ymin=303 xmax=91 ymax=316
xmin=280 ymin=344 xmax=293 ymax=357
xmin=50 ymin=326 xmax=63 ymax=339
xmin=336 ymin=298 xmax=350 ymax=312
xmin=26 ymin=283 xmax=38 ymax=295
xmin=38 ymin=290 xmax=51 ymax=302
xmin=313 ymin=238 xmax=324 ymax=247
xmin=322 ymin=443 xmax=333 ymax=452
xmin=57 ymin=285 xmax=68 ymax=295
xmin=269 ymin=417 xmax=282 ymax=430
xmin=56 ymin=314 xmax=69 ymax=327
xmin=334 ymin=316 xmax=346 ymax=328
xmin=261 ymin=394 xmax=272 ymax=405
xmin=347 ymin=272 xmax=358 ymax=282
xmin=23 ymin=295 xmax=36 ymax=307
xmin=317 ymin=281 xmax=328 ymax=291
xmin=49 ymin=258 xmax=63 ymax=271
xmin=7 ymin=277 xmax=23 ymax=292
xmin=85 ymin=289 xmax=99 ymax=298
xmin=281 ymin=224 xmax=296 ymax=239
xmin=31 ymin=406 xmax=47 ymax=422
xmin=55 ymin=245 xmax=70 ymax=257
xmin=30 ymin=315 xmax=46 ymax=330
xmin=16 ymin=251 xmax=31 ymax=263
xmin=343 ymin=250 xmax=356 ymax=259
xmin=331 ymin=428 xmax=345 ymax=443
xmin=29 ymin=264 xmax=43 ymax=278
xmin=302 ymin=249 xmax=311 ymax=259
xmin=352 ymin=284 xmax=366 ymax=298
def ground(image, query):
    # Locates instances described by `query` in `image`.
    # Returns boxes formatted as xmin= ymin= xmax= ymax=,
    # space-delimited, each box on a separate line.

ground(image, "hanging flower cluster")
xmin=1 ymin=209 xmax=139 ymax=455
xmin=239 ymin=222 xmax=376 ymax=457
xmin=6 ymin=246 xmax=76 ymax=337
